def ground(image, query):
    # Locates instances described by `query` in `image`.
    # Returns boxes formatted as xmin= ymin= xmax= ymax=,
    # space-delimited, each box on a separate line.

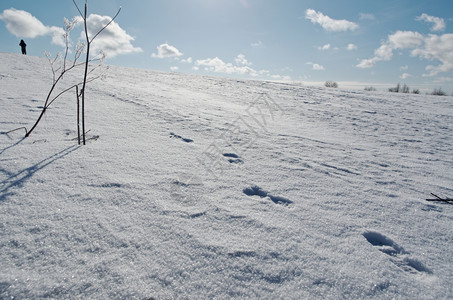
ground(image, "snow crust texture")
xmin=1 ymin=53 xmax=453 ymax=299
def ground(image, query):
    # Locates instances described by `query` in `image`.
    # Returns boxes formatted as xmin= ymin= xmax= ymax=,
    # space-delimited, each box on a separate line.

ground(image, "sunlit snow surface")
xmin=1 ymin=53 xmax=452 ymax=298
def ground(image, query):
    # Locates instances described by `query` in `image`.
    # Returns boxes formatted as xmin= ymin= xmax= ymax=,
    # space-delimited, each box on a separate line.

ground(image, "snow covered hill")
xmin=1 ymin=52 xmax=452 ymax=299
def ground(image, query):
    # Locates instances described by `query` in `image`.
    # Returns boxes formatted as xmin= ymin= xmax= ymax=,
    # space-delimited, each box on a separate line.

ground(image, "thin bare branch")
xmin=76 ymin=85 xmax=81 ymax=144
xmin=63 ymin=34 xmax=69 ymax=71
xmin=72 ymin=0 xmax=84 ymax=19
xmin=47 ymin=75 xmax=101 ymax=108
xmin=89 ymin=7 xmax=121 ymax=42
xmin=6 ymin=127 xmax=28 ymax=135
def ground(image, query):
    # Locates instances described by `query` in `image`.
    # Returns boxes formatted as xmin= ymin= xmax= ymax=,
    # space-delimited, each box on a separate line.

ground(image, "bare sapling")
xmin=73 ymin=0 xmax=121 ymax=144
xmin=16 ymin=0 xmax=121 ymax=145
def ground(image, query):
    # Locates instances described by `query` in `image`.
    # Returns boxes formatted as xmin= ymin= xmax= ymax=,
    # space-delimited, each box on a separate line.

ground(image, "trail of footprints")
xmin=169 ymin=132 xmax=243 ymax=164
xmin=167 ymin=130 xmax=431 ymax=281
xmin=168 ymin=132 xmax=291 ymax=207
xmin=169 ymin=134 xmax=430 ymax=275
xmin=363 ymin=231 xmax=431 ymax=274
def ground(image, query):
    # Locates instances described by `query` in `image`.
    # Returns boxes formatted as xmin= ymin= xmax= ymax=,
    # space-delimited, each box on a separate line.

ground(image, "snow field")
xmin=1 ymin=53 xmax=453 ymax=298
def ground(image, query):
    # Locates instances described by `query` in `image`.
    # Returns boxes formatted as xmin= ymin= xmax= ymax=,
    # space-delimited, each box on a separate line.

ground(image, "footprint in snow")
xmin=421 ymin=203 xmax=443 ymax=212
xmin=169 ymin=132 xmax=193 ymax=143
xmin=243 ymin=185 xmax=293 ymax=206
xmin=223 ymin=153 xmax=243 ymax=164
xmin=363 ymin=231 xmax=431 ymax=274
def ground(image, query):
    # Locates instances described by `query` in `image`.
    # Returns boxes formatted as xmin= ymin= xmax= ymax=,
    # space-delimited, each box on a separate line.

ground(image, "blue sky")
xmin=1 ymin=0 xmax=453 ymax=93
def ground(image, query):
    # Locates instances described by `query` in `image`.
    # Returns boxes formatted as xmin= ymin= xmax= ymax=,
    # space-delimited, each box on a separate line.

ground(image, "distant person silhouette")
xmin=19 ymin=40 xmax=27 ymax=55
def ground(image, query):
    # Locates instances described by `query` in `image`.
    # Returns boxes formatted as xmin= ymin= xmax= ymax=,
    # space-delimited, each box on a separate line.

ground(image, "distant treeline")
xmin=325 ymin=81 xmax=449 ymax=96
xmin=366 ymin=83 xmax=448 ymax=96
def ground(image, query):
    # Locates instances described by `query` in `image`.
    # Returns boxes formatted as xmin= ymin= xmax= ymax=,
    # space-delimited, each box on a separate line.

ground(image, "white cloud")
xmin=416 ymin=13 xmax=446 ymax=32
xmin=374 ymin=44 xmax=393 ymax=60
xmin=357 ymin=44 xmax=394 ymax=68
xmin=400 ymin=65 xmax=409 ymax=71
xmin=194 ymin=54 xmax=290 ymax=80
xmin=388 ymin=30 xmax=424 ymax=49
xmin=356 ymin=59 xmax=375 ymax=69
xmin=152 ymin=43 xmax=183 ymax=59
xmin=180 ymin=57 xmax=193 ymax=64
xmin=413 ymin=34 xmax=453 ymax=76
xmin=312 ymin=64 xmax=325 ymax=71
xmin=356 ymin=44 xmax=393 ymax=68
xmin=195 ymin=56 xmax=257 ymax=76
xmin=346 ymin=43 xmax=357 ymax=51
xmin=251 ymin=40 xmax=263 ymax=47
xmin=271 ymin=74 xmax=291 ymax=81
xmin=170 ymin=66 xmax=179 ymax=71
xmin=400 ymin=73 xmax=411 ymax=79
xmin=357 ymin=46 xmax=389 ymax=68
xmin=0 ymin=8 xmax=65 ymax=46
xmin=357 ymin=30 xmax=453 ymax=76
xmin=79 ymin=14 xmax=143 ymax=58
xmin=306 ymin=62 xmax=325 ymax=71
xmin=318 ymin=44 xmax=331 ymax=51
xmin=359 ymin=13 xmax=375 ymax=21
xmin=305 ymin=9 xmax=358 ymax=32
xmin=235 ymin=54 xmax=252 ymax=66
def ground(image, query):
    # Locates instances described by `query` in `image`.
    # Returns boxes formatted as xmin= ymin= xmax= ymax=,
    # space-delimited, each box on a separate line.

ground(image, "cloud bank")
xmin=195 ymin=55 xmax=257 ymax=76
xmin=192 ymin=54 xmax=290 ymax=80
xmin=357 ymin=30 xmax=453 ymax=76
